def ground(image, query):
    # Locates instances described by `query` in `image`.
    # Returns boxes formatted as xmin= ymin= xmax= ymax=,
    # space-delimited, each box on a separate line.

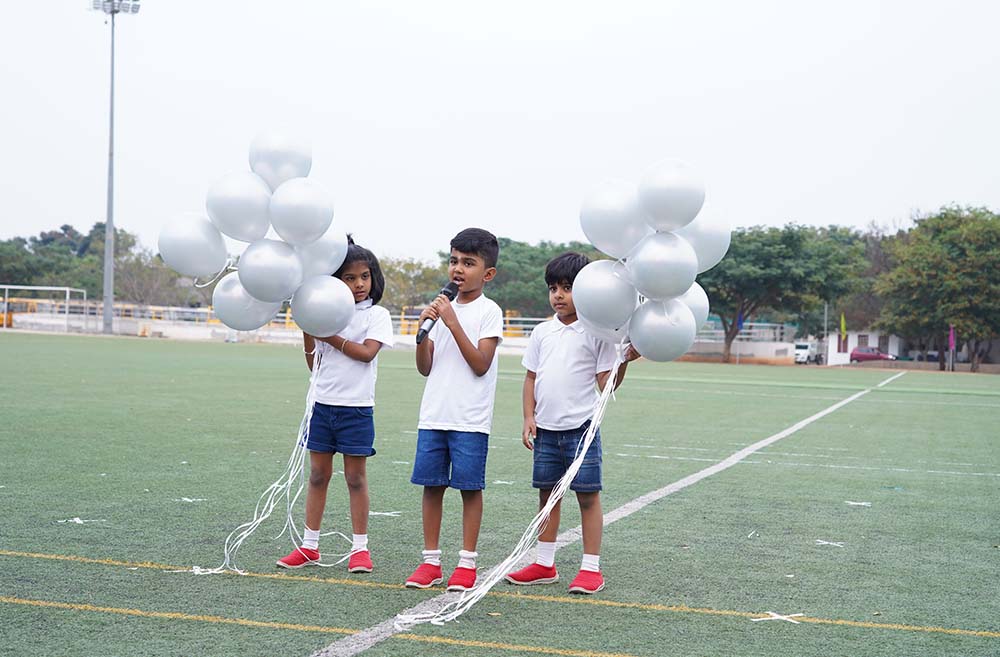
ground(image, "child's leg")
xmin=342 ymin=455 xmax=369 ymax=536
xmin=537 ymin=488 xmax=562 ymax=542
xmin=421 ymin=485 xmax=447 ymax=550
xmin=459 ymin=489 xmax=483 ymax=552
xmin=577 ymin=491 xmax=602 ymax=559
xmin=304 ymin=452 xmax=334 ymax=531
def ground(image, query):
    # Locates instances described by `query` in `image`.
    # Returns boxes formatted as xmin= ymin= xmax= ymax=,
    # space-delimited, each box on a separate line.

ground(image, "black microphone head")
xmin=441 ymin=281 xmax=460 ymax=300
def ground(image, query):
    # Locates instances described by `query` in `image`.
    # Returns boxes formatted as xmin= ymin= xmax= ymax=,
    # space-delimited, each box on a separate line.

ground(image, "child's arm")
xmin=434 ymin=297 xmax=498 ymax=377
xmin=596 ymin=345 xmax=641 ymax=391
xmin=314 ymin=335 xmax=383 ymax=363
xmin=415 ymin=302 xmax=440 ymax=377
xmin=303 ymin=332 xmax=316 ymax=371
xmin=522 ymin=370 xmax=538 ymax=450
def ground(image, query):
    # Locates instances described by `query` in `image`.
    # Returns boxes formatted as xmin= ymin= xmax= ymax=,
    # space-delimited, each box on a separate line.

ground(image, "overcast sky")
xmin=2 ymin=1 xmax=998 ymax=263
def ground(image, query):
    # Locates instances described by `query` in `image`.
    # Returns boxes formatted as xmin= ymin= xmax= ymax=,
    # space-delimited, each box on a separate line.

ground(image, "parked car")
xmin=794 ymin=342 xmax=819 ymax=364
xmin=850 ymin=346 xmax=897 ymax=363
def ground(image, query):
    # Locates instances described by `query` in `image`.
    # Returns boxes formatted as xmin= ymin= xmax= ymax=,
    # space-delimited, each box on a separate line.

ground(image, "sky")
xmin=2 ymin=0 xmax=999 ymax=263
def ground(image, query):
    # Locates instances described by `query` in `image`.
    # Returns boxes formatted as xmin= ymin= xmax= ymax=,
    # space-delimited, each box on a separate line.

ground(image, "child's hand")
xmin=418 ymin=304 xmax=439 ymax=324
xmin=431 ymin=294 xmax=458 ymax=328
xmin=624 ymin=344 xmax=641 ymax=362
xmin=522 ymin=419 xmax=537 ymax=450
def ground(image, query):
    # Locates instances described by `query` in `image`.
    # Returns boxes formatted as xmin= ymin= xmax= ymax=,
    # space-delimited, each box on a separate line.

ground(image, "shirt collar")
xmin=555 ymin=318 xmax=585 ymax=333
xmin=356 ymin=299 xmax=373 ymax=309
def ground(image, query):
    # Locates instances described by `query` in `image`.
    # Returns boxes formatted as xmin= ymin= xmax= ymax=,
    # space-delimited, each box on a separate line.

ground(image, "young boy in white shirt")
xmin=405 ymin=228 xmax=504 ymax=591
xmin=505 ymin=252 xmax=639 ymax=594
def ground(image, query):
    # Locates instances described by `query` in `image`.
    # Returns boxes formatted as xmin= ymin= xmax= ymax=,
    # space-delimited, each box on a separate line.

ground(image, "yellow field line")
xmin=2 ymin=549 xmax=999 ymax=639
xmin=0 ymin=595 xmax=639 ymax=657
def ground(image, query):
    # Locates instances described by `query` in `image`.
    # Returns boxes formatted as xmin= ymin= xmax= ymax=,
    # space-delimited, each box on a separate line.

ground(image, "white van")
xmin=795 ymin=342 xmax=818 ymax=364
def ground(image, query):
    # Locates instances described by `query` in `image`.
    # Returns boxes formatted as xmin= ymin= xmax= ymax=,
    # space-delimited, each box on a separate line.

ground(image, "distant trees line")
xmin=2 ymin=206 xmax=997 ymax=369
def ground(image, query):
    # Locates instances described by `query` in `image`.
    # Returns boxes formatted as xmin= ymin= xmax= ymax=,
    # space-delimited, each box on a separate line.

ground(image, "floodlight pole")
xmin=101 ymin=8 xmax=116 ymax=334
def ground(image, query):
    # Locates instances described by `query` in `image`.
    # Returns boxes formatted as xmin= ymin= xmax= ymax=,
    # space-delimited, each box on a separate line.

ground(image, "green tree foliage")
xmin=379 ymin=257 xmax=447 ymax=314
xmin=698 ymin=225 xmax=866 ymax=362
xmin=876 ymin=206 xmax=1000 ymax=371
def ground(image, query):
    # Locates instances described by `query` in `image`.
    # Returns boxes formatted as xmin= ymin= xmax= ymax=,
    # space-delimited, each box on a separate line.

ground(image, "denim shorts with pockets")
xmin=410 ymin=429 xmax=489 ymax=490
xmin=532 ymin=420 xmax=602 ymax=492
xmin=305 ymin=403 xmax=376 ymax=457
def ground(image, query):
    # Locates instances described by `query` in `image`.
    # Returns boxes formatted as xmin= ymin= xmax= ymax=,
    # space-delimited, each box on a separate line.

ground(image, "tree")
xmin=379 ymin=257 xmax=447 ymax=314
xmin=876 ymin=206 xmax=1000 ymax=371
xmin=698 ymin=225 xmax=866 ymax=362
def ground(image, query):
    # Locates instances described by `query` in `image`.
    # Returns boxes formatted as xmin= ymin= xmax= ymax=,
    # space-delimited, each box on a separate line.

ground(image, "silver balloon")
xmin=157 ymin=212 xmax=228 ymax=278
xmin=237 ymin=239 xmax=303 ymax=303
xmin=638 ymin=159 xmax=705 ymax=232
xmin=212 ymin=272 xmax=283 ymax=331
xmin=579 ymin=180 xmax=654 ymax=259
xmin=248 ymin=131 xmax=312 ymax=192
xmin=578 ymin=315 xmax=631 ymax=345
xmin=291 ymin=275 xmax=356 ymax=338
xmin=676 ymin=281 xmax=710 ymax=329
xmin=296 ymin=224 xmax=349 ymax=277
xmin=625 ymin=232 xmax=699 ymax=301
xmin=628 ymin=299 xmax=697 ymax=363
xmin=205 ymin=171 xmax=272 ymax=242
xmin=673 ymin=212 xmax=731 ymax=273
xmin=269 ymin=178 xmax=335 ymax=247
xmin=573 ymin=260 xmax=638 ymax=332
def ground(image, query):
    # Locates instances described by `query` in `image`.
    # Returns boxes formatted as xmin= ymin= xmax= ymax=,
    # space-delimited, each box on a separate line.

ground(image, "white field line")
xmin=876 ymin=371 xmax=908 ymax=387
xmin=311 ymin=372 xmax=900 ymax=657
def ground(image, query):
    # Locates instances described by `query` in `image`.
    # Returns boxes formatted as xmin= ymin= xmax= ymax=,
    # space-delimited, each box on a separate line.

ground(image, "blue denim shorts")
xmin=532 ymin=421 xmax=602 ymax=492
xmin=411 ymin=429 xmax=489 ymax=490
xmin=305 ymin=403 xmax=376 ymax=457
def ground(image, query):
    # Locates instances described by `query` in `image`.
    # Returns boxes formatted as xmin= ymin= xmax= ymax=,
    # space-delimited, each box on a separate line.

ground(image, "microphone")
xmin=416 ymin=281 xmax=460 ymax=344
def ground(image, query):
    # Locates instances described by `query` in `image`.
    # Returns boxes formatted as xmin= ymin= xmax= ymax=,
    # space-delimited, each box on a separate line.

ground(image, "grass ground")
xmin=0 ymin=332 xmax=998 ymax=657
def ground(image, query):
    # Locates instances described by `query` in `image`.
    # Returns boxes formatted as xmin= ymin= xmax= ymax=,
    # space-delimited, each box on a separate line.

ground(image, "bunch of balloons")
xmin=576 ymin=159 xmax=731 ymax=361
xmin=157 ymin=133 xmax=355 ymax=337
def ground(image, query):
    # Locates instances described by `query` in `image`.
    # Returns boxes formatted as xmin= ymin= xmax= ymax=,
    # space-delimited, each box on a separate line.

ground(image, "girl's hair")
xmin=333 ymin=235 xmax=385 ymax=304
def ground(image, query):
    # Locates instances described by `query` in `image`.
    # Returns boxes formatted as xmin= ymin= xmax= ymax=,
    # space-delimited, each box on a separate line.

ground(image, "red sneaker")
xmin=446 ymin=566 xmax=477 ymax=591
xmin=405 ymin=563 xmax=443 ymax=588
xmin=568 ymin=569 xmax=605 ymax=594
xmin=504 ymin=563 xmax=559 ymax=586
xmin=348 ymin=550 xmax=373 ymax=573
xmin=276 ymin=547 xmax=320 ymax=569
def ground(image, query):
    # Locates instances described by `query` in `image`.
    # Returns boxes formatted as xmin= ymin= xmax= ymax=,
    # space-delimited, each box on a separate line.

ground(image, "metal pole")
xmin=3 ymin=287 xmax=8 ymax=330
xmin=65 ymin=289 xmax=70 ymax=333
xmin=102 ymin=10 xmax=116 ymax=334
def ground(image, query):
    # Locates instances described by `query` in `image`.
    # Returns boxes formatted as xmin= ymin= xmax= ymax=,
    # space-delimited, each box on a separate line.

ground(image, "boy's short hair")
xmin=450 ymin=228 xmax=499 ymax=268
xmin=545 ymin=252 xmax=590 ymax=286
xmin=333 ymin=235 xmax=386 ymax=305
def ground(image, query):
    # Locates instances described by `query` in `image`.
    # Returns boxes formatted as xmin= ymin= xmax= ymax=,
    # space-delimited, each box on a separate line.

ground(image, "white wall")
xmin=825 ymin=330 xmax=902 ymax=365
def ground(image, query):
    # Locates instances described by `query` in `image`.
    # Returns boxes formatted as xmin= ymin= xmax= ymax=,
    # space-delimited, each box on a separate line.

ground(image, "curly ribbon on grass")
xmin=192 ymin=345 xmax=355 ymax=575
xmin=394 ymin=344 xmax=627 ymax=628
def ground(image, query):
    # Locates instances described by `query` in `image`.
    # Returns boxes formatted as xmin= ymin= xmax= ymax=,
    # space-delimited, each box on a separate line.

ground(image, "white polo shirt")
xmin=418 ymin=294 xmax=504 ymax=434
xmin=313 ymin=300 xmax=395 ymax=407
xmin=522 ymin=318 xmax=616 ymax=431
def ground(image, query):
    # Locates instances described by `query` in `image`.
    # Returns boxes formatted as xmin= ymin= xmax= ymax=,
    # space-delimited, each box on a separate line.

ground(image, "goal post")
xmin=1 ymin=284 xmax=89 ymax=333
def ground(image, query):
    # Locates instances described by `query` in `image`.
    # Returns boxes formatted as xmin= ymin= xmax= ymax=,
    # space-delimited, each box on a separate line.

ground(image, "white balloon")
xmin=625 ymin=232 xmax=699 ymax=300
xmin=673 ymin=213 xmax=731 ymax=273
xmin=578 ymin=315 xmax=631 ymax=345
xmin=579 ymin=180 xmax=654 ymax=259
xmin=629 ymin=299 xmax=697 ymax=363
xmin=296 ymin=225 xmax=349 ymax=277
xmin=249 ymin=131 xmax=312 ymax=192
xmin=573 ymin=260 xmax=638 ymax=332
xmin=676 ymin=281 xmax=710 ymax=328
xmin=269 ymin=178 xmax=335 ymax=247
xmin=157 ymin=212 xmax=228 ymax=278
xmin=212 ymin=272 xmax=283 ymax=331
xmin=237 ymin=239 xmax=303 ymax=303
xmin=291 ymin=275 xmax=356 ymax=338
xmin=205 ymin=172 xmax=272 ymax=242
xmin=638 ymin=159 xmax=705 ymax=232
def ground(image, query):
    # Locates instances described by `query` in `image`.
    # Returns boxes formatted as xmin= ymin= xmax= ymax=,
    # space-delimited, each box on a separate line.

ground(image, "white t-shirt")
xmin=313 ymin=300 xmax=395 ymax=407
xmin=522 ymin=318 xmax=616 ymax=431
xmin=418 ymin=294 xmax=504 ymax=434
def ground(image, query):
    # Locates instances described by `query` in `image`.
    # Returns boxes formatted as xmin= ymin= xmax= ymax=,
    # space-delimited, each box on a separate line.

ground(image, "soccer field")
xmin=1 ymin=332 xmax=998 ymax=657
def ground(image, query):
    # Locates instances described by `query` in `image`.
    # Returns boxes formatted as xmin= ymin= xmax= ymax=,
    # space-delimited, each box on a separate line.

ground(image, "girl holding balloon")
xmin=277 ymin=239 xmax=395 ymax=573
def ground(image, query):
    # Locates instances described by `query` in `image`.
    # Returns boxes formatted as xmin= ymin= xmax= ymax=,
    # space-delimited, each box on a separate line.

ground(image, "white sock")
xmin=581 ymin=553 xmax=600 ymax=572
xmin=302 ymin=527 xmax=321 ymax=551
xmin=535 ymin=541 xmax=556 ymax=568
xmin=352 ymin=534 xmax=368 ymax=552
xmin=458 ymin=550 xmax=478 ymax=570
xmin=422 ymin=549 xmax=442 ymax=566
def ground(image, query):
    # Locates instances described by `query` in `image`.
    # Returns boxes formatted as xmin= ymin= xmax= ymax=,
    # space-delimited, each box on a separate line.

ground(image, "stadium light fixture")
xmin=89 ymin=0 xmax=141 ymax=333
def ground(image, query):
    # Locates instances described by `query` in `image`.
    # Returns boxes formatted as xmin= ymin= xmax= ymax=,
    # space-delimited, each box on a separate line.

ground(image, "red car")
xmin=850 ymin=346 xmax=897 ymax=363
